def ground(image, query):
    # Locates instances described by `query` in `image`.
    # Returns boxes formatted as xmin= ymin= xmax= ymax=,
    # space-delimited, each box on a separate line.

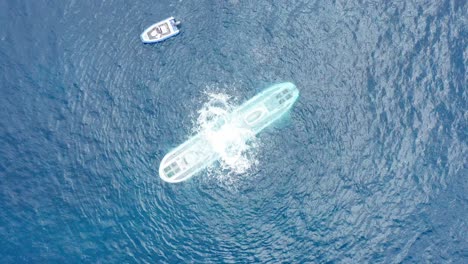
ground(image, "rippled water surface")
xmin=1 ymin=0 xmax=466 ymax=262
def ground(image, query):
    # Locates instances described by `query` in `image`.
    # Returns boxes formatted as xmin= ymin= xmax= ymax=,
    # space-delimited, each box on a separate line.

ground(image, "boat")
xmin=141 ymin=17 xmax=180 ymax=44
xmin=159 ymin=82 xmax=300 ymax=183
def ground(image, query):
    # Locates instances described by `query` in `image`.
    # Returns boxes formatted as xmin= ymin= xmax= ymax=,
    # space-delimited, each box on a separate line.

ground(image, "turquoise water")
xmin=0 ymin=0 xmax=466 ymax=262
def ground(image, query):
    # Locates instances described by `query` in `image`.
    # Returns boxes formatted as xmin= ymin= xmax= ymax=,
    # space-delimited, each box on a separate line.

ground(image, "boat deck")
xmin=146 ymin=22 xmax=172 ymax=40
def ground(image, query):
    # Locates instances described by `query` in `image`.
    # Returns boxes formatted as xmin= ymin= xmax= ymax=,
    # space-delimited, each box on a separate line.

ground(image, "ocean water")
xmin=0 ymin=0 xmax=467 ymax=263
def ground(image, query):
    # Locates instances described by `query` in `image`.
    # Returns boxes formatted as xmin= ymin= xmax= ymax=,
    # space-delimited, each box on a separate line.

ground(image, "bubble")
xmin=195 ymin=91 xmax=259 ymax=183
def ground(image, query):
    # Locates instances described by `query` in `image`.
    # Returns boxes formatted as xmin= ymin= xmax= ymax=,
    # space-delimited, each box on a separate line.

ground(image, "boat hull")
xmin=141 ymin=17 xmax=180 ymax=44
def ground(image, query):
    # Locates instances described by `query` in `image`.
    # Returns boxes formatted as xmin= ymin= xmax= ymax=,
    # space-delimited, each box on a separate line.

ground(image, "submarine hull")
xmin=159 ymin=82 xmax=299 ymax=183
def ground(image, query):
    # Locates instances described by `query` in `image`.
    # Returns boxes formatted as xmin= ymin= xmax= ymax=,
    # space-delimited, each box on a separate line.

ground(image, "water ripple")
xmin=0 ymin=0 xmax=466 ymax=262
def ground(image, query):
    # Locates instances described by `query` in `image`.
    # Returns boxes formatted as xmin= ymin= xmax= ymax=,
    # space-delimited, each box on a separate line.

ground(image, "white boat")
xmin=159 ymin=82 xmax=300 ymax=183
xmin=141 ymin=17 xmax=180 ymax=44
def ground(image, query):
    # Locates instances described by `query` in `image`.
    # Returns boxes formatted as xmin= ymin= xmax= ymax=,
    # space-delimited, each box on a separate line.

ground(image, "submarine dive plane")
xmin=159 ymin=82 xmax=299 ymax=183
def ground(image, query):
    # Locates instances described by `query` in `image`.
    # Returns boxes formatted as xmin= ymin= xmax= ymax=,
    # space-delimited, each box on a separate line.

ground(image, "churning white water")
xmin=195 ymin=92 xmax=258 ymax=177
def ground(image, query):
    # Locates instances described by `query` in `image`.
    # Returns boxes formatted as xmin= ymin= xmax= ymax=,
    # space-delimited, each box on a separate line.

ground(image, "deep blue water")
xmin=1 ymin=0 xmax=467 ymax=263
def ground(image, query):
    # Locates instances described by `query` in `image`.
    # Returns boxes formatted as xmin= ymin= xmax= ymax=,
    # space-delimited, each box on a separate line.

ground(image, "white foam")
xmin=195 ymin=91 xmax=259 ymax=181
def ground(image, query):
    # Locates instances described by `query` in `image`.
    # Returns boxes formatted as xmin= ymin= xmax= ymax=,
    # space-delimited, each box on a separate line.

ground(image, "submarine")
xmin=159 ymin=82 xmax=299 ymax=183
